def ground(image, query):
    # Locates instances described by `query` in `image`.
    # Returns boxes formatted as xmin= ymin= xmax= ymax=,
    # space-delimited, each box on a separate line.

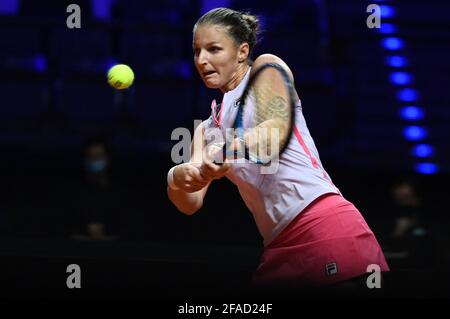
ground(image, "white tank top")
xmin=204 ymin=67 xmax=340 ymax=246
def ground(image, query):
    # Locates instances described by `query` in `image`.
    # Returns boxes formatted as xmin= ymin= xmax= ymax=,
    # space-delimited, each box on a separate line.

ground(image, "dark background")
xmin=0 ymin=0 xmax=449 ymax=298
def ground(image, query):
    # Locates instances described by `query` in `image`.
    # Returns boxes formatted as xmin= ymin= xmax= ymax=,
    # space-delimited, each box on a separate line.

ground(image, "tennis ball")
xmin=107 ymin=64 xmax=134 ymax=89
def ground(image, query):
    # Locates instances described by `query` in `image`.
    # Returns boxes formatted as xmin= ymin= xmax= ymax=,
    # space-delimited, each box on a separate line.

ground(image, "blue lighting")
xmin=400 ymin=106 xmax=424 ymax=121
xmin=201 ymin=0 xmax=231 ymax=14
xmin=378 ymin=23 xmax=397 ymax=34
xmin=412 ymin=144 xmax=435 ymax=158
xmin=34 ymin=55 xmax=47 ymax=72
xmin=0 ymin=0 xmax=19 ymax=15
xmin=390 ymin=72 xmax=412 ymax=85
xmin=397 ymin=88 xmax=418 ymax=102
xmin=91 ymin=0 xmax=113 ymax=21
xmin=414 ymin=163 xmax=439 ymax=174
xmin=258 ymin=15 xmax=267 ymax=33
xmin=178 ymin=62 xmax=192 ymax=79
xmin=386 ymin=56 xmax=407 ymax=67
xmin=403 ymin=126 xmax=427 ymax=141
xmin=105 ymin=58 xmax=119 ymax=72
xmin=380 ymin=5 xmax=395 ymax=18
xmin=382 ymin=37 xmax=404 ymax=50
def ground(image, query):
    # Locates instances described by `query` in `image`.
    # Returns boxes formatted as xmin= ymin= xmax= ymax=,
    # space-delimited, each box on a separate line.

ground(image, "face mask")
xmin=84 ymin=159 xmax=107 ymax=173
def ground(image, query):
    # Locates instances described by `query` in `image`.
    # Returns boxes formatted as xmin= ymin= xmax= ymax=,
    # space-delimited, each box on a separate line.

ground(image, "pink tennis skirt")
xmin=253 ymin=193 xmax=390 ymax=287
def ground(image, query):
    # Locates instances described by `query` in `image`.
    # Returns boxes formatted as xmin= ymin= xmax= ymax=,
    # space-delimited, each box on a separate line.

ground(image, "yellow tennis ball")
xmin=107 ymin=64 xmax=134 ymax=89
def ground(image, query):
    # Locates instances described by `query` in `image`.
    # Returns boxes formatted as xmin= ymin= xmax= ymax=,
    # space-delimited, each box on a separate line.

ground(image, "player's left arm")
xmin=241 ymin=54 xmax=298 ymax=155
xmin=251 ymin=54 xmax=299 ymax=101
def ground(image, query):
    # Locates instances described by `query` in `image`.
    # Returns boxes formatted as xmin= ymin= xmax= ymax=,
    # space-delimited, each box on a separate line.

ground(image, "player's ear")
xmin=238 ymin=42 xmax=249 ymax=63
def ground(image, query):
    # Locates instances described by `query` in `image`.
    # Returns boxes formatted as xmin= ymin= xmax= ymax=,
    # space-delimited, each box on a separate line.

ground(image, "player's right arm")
xmin=167 ymin=120 xmax=211 ymax=215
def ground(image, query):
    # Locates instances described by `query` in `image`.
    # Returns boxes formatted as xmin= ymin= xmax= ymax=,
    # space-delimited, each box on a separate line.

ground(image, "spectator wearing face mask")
xmin=390 ymin=178 xmax=427 ymax=239
xmin=67 ymin=137 xmax=121 ymax=241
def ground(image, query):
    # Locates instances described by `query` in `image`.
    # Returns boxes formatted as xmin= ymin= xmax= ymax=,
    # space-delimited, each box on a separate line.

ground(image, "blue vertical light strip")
xmin=386 ymin=56 xmax=407 ymax=68
xmin=374 ymin=2 xmax=439 ymax=174
xmin=400 ymin=106 xmax=424 ymax=121
xmin=379 ymin=5 xmax=395 ymax=18
xmin=390 ymin=71 xmax=413 ymax=85
xmin=377 ymin=23 xmax=397 ymax=34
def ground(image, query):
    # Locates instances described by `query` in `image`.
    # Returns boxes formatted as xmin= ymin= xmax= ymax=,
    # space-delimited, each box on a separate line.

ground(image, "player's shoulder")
xmin=252 ymin=54 xmax=294 ymax=80
xmin=197 ymin=119 xmax=209 ymax=131
xmin=253 ymin=53 xmax=285 ymax=66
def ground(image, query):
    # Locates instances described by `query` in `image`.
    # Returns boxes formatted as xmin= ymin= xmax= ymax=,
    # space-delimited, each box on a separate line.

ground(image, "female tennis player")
xmin=167 ymin=7 xmax=389 ymax=289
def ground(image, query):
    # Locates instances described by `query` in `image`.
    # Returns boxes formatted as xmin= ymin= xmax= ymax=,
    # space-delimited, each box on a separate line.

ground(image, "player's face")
xmin=192 ymin=25 xmax=242 ymax=91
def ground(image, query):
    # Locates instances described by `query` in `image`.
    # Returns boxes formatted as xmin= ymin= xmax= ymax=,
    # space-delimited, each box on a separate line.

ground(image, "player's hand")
xmin=199 ymin=144 xmax=231 ymax=180
xmin=172 ymin=163 xmax=211 ymax=193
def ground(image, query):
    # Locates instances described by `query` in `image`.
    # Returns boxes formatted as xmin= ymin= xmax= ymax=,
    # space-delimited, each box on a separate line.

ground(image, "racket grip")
xmin=212 ymin=146 xmax=227 ymax=165
xmin=212 ymin=148 xmax=246 ymax=165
